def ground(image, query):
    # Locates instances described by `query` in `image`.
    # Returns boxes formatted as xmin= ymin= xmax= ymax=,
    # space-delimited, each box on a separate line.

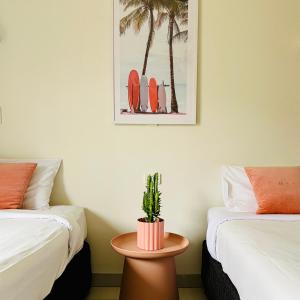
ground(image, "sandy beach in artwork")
xmin=120 ymin=110 xmax=187 ymax=116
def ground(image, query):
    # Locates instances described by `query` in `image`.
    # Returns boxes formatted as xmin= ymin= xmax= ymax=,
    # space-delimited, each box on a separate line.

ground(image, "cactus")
xmin=142 ymin=173 xmax=161 ymax=222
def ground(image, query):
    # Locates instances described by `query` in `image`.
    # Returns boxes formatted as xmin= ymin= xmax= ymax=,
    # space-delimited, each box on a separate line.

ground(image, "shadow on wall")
xmin=0 ymin=20 xmax=5 ymax=42
xmin=49 ymin=162 xmax=123 ymax=272
xmin=50 ymin=162 xmax=71 ymax=206
xmin=85 ymin=209 xmax=123 ymax=273
xmin=175 ymin=204 xmax=206 ymax=274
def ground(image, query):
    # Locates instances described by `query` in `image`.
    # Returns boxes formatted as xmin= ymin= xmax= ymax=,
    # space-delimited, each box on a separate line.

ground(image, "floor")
xmin=86 ymin=287 xmax=207 ymax=300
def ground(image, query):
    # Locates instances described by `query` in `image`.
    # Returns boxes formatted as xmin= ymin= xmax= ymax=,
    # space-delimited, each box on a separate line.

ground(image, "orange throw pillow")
xmin=0 ymin=163 xmax=37 ymax=209
xmin=245 ymin=167 xmax=300 ymax=214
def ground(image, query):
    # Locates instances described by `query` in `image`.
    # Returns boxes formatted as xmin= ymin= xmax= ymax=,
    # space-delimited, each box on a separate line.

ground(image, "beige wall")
xmin=0 ymin=0 xmax=300 ymax=274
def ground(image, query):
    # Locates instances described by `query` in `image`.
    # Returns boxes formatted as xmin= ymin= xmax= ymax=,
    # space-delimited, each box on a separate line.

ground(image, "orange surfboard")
xmin=149 ymin=77 xmax=158 ymax=113
xmin=128 ymin=70 xmax=140 ymax=112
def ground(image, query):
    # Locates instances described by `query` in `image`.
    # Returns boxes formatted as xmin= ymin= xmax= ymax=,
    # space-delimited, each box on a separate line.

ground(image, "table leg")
xmin=119 ymin=256 xmax=179 ymax=300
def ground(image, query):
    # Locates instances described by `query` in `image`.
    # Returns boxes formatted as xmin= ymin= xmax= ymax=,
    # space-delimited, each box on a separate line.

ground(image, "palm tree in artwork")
xmin=156 ymin=0 xmax=188 ymax=113
xmin=120 ymin=0 xmax=161 ymax=76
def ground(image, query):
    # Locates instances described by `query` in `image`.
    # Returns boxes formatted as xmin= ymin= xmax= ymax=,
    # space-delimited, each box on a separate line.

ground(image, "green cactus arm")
xmin=154 ymin=173 xmax=158 ymax=193
xmin=154 ymin=192 xmax=159 ymax=220
xmin=148 ymin=179 xmax=154 ymax=222
xmin=142 ymin=192 xmax=147 ymax=214
xmin=147 ymin=175 xmax=151 ymax=193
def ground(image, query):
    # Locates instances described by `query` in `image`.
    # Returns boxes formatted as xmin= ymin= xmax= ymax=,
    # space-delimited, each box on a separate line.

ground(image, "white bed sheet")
xmin=207 ymin=207 xmax=300 ymax=300
xmin=0 ymin=205 xmax=87 ymax=300
xmin=206 ymin=207 xmax=300 ymax=260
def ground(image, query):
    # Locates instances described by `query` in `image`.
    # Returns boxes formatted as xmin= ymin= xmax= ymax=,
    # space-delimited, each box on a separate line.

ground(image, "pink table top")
xmin=111 ymin=232 xmax=189 ymax=259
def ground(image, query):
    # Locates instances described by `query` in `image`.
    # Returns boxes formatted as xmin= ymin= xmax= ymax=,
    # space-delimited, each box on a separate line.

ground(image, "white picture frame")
xmin=113 ymin=0 xmax=198 ymax=125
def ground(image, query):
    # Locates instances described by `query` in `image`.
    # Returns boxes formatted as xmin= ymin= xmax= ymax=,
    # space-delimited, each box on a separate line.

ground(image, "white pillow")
xmin=221 ymin=165 xmax=257 ymax=212
xmin=0 ymin=158 xmax=61 ymax=209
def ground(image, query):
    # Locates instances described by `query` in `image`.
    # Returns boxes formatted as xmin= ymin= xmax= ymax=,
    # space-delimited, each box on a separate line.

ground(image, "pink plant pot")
xmin=137 ymin=218 xmax=164 ymax=251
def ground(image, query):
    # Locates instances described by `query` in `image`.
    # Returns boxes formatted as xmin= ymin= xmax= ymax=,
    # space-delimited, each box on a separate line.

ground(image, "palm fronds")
xmin=120 ymin=0 xmax=163 ymax=75
xmin=173 ymin=29 xmax=188 ymax=42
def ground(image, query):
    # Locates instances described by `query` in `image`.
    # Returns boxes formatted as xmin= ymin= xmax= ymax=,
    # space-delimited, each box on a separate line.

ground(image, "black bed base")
xmin=45 ymin=241 xmax=92 ymax=300
xmin=201 ymin=241 xmax=240 ymax=300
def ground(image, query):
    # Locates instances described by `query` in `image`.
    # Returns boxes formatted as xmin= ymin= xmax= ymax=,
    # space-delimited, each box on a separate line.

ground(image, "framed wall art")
xmin=114 ymin=0 xmax=198 ymax=124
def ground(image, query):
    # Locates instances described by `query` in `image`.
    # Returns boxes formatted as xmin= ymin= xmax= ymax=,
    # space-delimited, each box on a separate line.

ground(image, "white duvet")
xmin=207 ymin=207 xmax=300 ymax=300
xmin=0 ymin=206 xmax=86 ymax=300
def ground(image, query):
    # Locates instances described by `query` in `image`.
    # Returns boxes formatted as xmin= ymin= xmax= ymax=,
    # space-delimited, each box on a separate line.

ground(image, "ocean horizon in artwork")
xmin=119 ymin=0 xmax=188 ymax=115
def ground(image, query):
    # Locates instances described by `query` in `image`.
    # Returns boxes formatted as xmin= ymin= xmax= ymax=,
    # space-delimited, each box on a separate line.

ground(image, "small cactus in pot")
xmin=137 ymin=173 xmax=164 ymax=250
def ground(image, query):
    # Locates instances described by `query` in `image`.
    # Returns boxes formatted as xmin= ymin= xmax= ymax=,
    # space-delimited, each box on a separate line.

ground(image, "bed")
xmin=202 ymin=207 xmax=300 ymax=300
xmin=0 ymin=205 xmax=91 ymax=300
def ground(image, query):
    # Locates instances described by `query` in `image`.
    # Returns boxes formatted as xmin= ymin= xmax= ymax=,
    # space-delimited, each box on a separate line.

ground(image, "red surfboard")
xmin=149 ymin=77 xmax=158 ymax=113
xmin=128 ymin=70 xmax=140 ymax=112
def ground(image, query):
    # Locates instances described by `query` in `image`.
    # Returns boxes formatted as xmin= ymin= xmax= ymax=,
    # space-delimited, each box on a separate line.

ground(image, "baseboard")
xmin=92 ymin=273 xmax=202 ymax=288
xmin=92 ymin=274 xmax=121 ymax=288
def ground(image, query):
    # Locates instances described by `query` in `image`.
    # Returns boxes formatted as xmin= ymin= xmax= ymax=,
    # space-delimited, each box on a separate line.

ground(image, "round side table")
xmin=111 ymin=232 xmax=189 ymax=300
